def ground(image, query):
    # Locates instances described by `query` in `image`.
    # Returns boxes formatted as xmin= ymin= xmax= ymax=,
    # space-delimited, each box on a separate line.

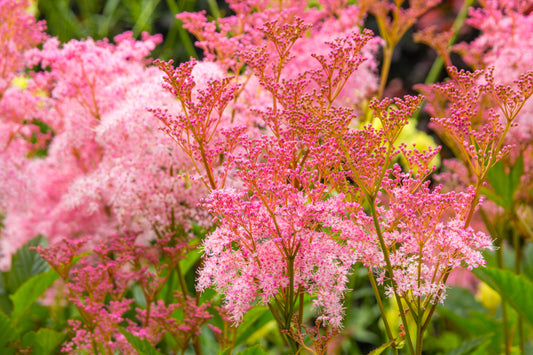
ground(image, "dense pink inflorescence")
xmin=156 ymin=4 xmax=381 ymax=327
xmin=372 ymin=171 xmax=493 ymax=302
xmin=35 ymin=233 xmax=211 ymax=352
xmin=1 ymin=31 xmax=210 ymax=267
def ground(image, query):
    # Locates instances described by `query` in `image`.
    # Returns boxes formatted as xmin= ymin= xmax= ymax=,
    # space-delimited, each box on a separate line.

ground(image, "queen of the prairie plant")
xmin=0 ymin=30 xmax=210 ymax=267
xmin=156 ymin=4 xmax=379 ymax=348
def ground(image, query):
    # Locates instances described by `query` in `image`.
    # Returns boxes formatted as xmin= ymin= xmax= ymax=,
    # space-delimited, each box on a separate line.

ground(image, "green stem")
xmin=415 ymin=248 xmax=423 ymax=355
xmin=165 ymin=268 xmax=176 ymax=304
xmin=298 ymin=291 xmax=304 ymax=329
xmin=176 ymin=263 xmax=188 ymax=297
xmin=368 ymin=269 xmax=398 ymax=355
xmin=193 ymin=336 xmax=203 ymax=355
xmin=513 ymin=228 xmax=525 ymax=354
xmin=377 ymin=46 xmax=393 ymax=99
xmin=497 ymin=238 xmax=512 ymax=355
xmin=286 ymin=256 xmax=296 ymax=329
xmin=424 ymin=0 xmax=475 ymax=85
xmin=368 ymin=198 xmax=416 ymax=355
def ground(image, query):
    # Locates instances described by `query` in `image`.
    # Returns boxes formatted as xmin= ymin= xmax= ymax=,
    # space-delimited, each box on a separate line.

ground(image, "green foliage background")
xmin=36 ymin=0 xmax=229 ymax=61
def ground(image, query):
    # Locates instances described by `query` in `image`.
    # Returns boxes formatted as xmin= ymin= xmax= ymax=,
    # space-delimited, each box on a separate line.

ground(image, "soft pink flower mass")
xmin=1 ymin=26 xmax=207 ymax=266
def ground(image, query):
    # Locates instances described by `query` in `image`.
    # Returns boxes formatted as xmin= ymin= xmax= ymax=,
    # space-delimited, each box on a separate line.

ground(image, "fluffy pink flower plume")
xmin=157 ymin=1 xmax=386 ymax=328
xmin=0 ymin=28 xmax=208 ymax=267
xmin=372 ymin=169 xmax=493 ymax=302
xmin=178 ymin=0 xmax=380 ymax=111
xmin=2 ymin=0 xmax=530 ymax=352
xmin=0 ymin=0 xmax=46 ymax=93
xmin=156 ymin=0 xmax=504 ymax=333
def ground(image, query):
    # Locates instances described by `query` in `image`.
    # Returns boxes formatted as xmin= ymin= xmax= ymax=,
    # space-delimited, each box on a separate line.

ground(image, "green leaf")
xmin=446 ymin=336 xmax=491 ymax=355
xmin=437 ymin=307 xmax=497 ymax=336
xmin=473 ymin=267 xmax=533 ymax=326
xmin=6 ymin=236 xmax=49 ymax=294
xmin=234 ymin=306 xmax=272 ymax=346
xmin=9 ymin=268 xmax=59 ymax=322
xmin=441 ymin=287 xmax=487 ymax=318
xmin=368 ymin=339 xmax=395 ymax=355
xmin=180 ymin=247 xmax=202 ymax=275
xmin=485 ymin=156 xmax=523 ymax=211
xmin=120 ymin=328 xmax=163 ymax=355
xmin=21 ymin=328 xmax=65 ymax=355
xmin=0 ymin=311 xmax=16 ymax=348
xmin=469 ymin=339 xmax=491 ymax=355
xmin=0 ymin=273 xmax=12 ymax=315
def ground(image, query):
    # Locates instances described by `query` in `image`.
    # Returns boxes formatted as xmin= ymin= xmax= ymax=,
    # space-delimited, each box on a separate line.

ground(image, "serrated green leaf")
xmin=486 ymin=157 xmax=523 ymax=211
xmin=486 ymin=161 xmax=512 ymax=209
xmin=199 ymin=287 xmax=217 ymax=304
xmin=21 ymin=328 xmax=65 ymax=355
xmin=368 ymin=339 xmax=395 ymax=355
xmin=473 ymin=267 xmax=533 ymax=327
xmin=7 ymin=236 xmax=49 ymax=294
xmin=119 ymin=328 xmax=163 ymax=355
xmin=0 ymin=311 xmax=16 ymax=348
xmin=10 ymin=268 xmax=59 ymax=322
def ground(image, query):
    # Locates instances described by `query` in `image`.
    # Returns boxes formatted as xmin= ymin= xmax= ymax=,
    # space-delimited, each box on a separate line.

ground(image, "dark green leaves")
xmin=484 ymin=156 xmax=524 ymax=211
xmin=473 ymin=267 xmax=533 ymax=326
xmin=21 ymin=329 xmax=65 ymax=355
xmin=10 ymin=268 xmax=59 ymax=322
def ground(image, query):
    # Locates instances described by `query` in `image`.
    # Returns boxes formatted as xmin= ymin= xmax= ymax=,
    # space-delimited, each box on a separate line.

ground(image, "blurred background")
xmin=36 ymin=0 xmax=230 ymax=61
xmin=34 ymin=0 xmax=470 ymax=81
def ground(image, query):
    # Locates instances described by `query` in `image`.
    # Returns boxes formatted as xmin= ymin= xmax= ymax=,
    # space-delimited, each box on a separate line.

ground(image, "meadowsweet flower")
xmin=370 ymin=171 xmax=493 ymax=303
xmin=1 ymin=31 xmax=207 ymax=266
xmin=158 ymin=1 xmax=381 ymax=334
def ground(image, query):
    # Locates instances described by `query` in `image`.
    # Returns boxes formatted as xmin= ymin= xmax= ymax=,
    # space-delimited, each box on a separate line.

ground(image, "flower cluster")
xmin=1 ymin=29 xmax=207 ymax=266
xmin=35 ymin=232 xmax=211 ymax=353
